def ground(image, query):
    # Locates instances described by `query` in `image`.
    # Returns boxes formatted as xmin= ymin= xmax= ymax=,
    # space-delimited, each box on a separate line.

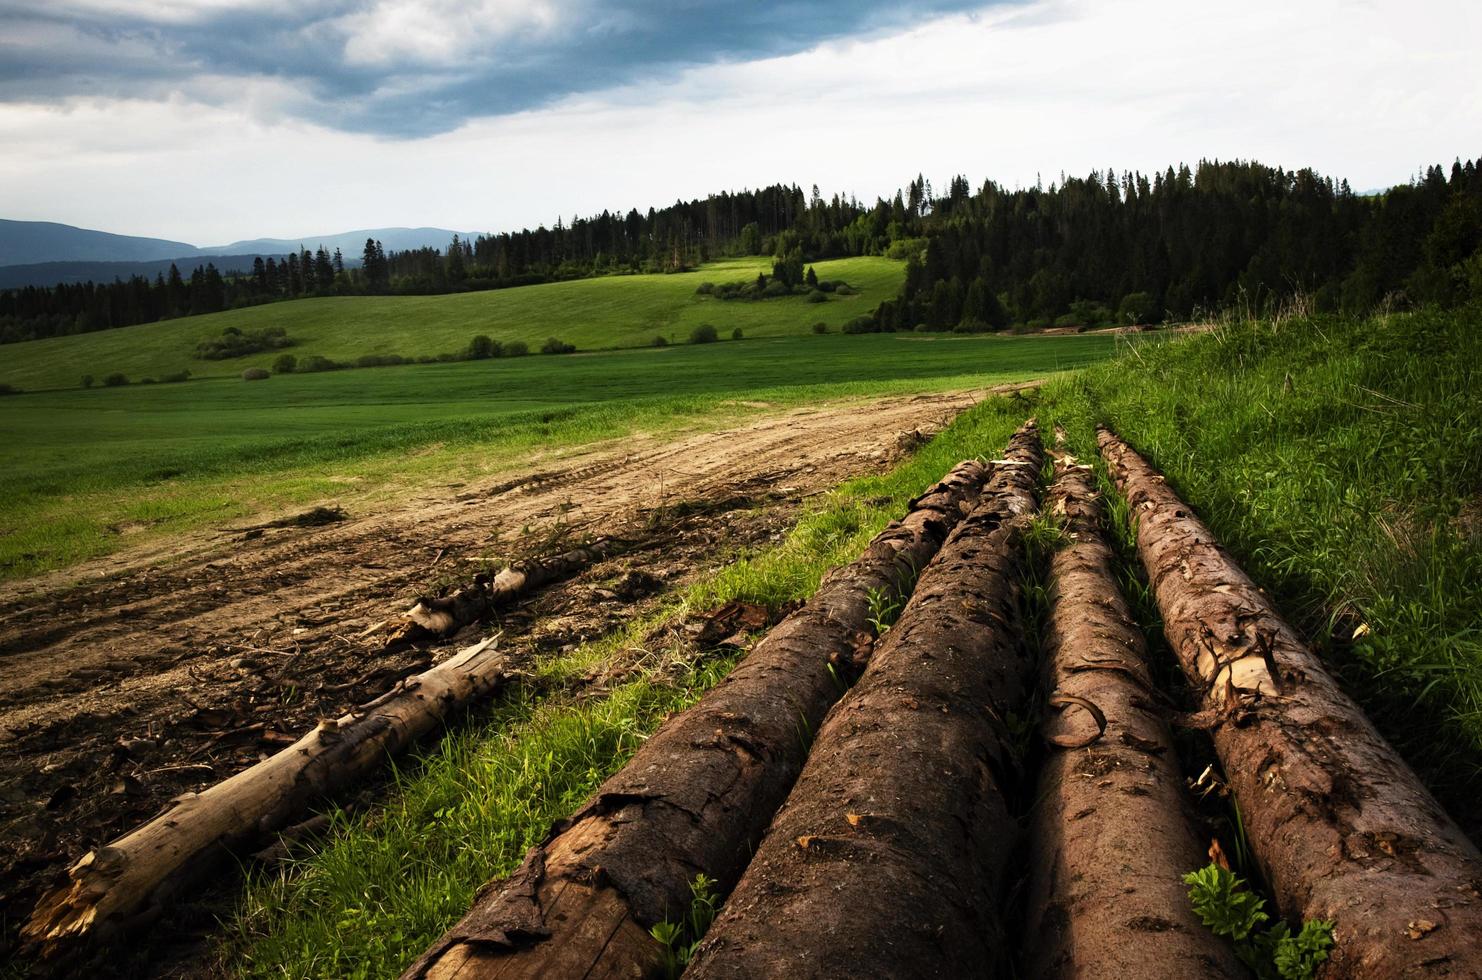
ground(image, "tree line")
xmin=2 ymin=159 xmax=1479 ymax=346
xmin=871 ymin=159 xmax=1482 ymax=332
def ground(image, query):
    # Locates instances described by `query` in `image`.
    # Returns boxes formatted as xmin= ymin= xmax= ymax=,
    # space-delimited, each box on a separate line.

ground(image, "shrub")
xmin=842 ymin=316 xmax=880 ymax=335
xmin=762 ymin=280 xmax=790 ymax=298
xmin=196 ymin=326 xmax=292 ymax=360
xmin=139 ymin=377 xmax=157 ymax=384
xmin=467 ymin=335 xmax=500 ymax=360
xmin=806 ymin=289 xmax=828 ymax=304
xmin=272 ymin=353 xmax=298 ymax=374
xmin=953 ymin=318 xmax=992 ymax=334
xmin=241 ymin=367 xmax=270 ymax=381
xmin=651 ymin=335 xmax=669 ymax=347
xmin=541 ymin=337 xmax=576 ymax=355
xmin=816 ymin=280 xmax=837 ymax=293
xmin=81 ymin=374 xmax=94 ymax=388
xmin=812 ymin=322 xmax=829 ymax=334
xmin=356 ymin=353 xmax=407 ymax=368
xmin=694 ymin=282 xmax=714 ymax=295
xmin=297 ymin=354 xmax=341 ymax=373
xmin=104 ymin=373 xmax=128 ymax=387
xmin=833 ymin=283 xmax=856 ymax=296
xmin=688 ymin=323 xmax=719 ymax=345
xmin=1053 ymin=313 xmax=1080 ymax=328
xmin=504 ymin=340 xmax=530 ymax=357
xmin=731 ymin=328 xmax=743 ymax=340
xmin=161 ymin=370 xmax=191 ymax=383
xmin=0 ymin=383 xmax=19 ymax=396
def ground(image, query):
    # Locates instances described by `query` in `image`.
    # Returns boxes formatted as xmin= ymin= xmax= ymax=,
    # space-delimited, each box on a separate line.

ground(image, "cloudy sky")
xmin=0 ymin=0 xmax=1477 ymax=244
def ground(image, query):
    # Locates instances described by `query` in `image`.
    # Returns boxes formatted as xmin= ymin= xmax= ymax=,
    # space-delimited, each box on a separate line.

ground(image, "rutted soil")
xmin=0 ymin=390 xmax=980 ymax=964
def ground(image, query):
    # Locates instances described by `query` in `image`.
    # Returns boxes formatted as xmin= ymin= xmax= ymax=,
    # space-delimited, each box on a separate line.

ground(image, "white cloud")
xmin=0 ymin=0 xmax=1477 ymax=243
xmin=336 ymin=0 xmax=568 ymax=66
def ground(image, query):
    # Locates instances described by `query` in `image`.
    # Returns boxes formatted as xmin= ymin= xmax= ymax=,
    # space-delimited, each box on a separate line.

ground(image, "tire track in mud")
xmin=0 ymin=390 xmax=979 ymax=964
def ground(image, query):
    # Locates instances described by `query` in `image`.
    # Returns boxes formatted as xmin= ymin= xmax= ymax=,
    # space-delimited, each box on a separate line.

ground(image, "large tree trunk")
xmin=1024 ymin=450 xmax=1244 ymax=978
xmin=402 ymin=458 xmax=993 ymax=979
xmin=683 ymin=422 xmax=1044 ymax=980
xmin=23 ymin=635 xmax=513 ymax=958
xmin=1099 ymin=427 xmax=1482 ymax=977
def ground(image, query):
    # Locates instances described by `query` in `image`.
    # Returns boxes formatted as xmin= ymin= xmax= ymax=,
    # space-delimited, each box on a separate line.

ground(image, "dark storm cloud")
xmin=0 ymin=0 xmax=1001 ymax=137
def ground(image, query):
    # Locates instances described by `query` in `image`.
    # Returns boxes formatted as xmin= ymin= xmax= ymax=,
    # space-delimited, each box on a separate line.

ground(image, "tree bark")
xmin=401 ymin=457 xmax=993 ymax=980
xmin=24 ymin=635 xmax=513 ymax=958
xmin=1099 ymin=427 xmax=1482 ymax=977
xmin=1024 ymin=451 xmax=1244 ymax=978
xmin=683 ymin=421 xmax=1044 ymax=980
xmin=387 ymin=540 xmax=616 ymax=648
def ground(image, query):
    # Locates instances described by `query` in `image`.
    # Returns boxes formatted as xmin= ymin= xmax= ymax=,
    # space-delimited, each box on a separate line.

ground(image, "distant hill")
xmin=0 ymin=220 xmax=484 ymax=282
xmin=199 ymin=228 xmax=484 ymax=258
xmin=0 ymin=219 xmax=196 ymax=266
xmin=0 ymin=255 xmax=284 ymax=290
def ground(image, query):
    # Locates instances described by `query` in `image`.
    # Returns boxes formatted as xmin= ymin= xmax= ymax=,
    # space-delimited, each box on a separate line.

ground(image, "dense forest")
xmin=871 ymin=158 xmax=1482 ymax=332
xmin=1 ymin=158 xmax=1478 ymax=345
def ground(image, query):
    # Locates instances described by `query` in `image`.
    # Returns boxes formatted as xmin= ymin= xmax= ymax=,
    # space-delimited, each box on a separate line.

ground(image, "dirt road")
xmin=0 ymin=390 xmax=978 ymax=961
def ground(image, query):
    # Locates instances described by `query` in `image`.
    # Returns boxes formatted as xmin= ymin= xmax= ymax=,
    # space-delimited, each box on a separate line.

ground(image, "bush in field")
xmin=688 ymin=323 xmax=719 ymax=344
xmin=694 ymin=282 xmax=714 ymax=295
xmin=297 ymin=354 xmax=342 ymax=373
xmin=806 ymin=290 xmax=828 ymax=303
xmin=541 ymin=337 xmax=576 ymax=354
xmin=104 ymin=373 xmax=128 ymax=387
xmin=731 ymin=328 xmax=743 ymax=340
xmin=762 ymin=280 xmax=790 ymax=298
xmin=467 ymin=335 xmax=500 ymax=360
xmin=196 ymin=325 xmax=293 ymax=360
xmin=161 ymin=370 xmax=191 ymax=383
xmin=1118 ymin=291 xmax=1160 ymax=325
xmin=272 ymin=353 xmax=297 ymax=374
xmin=81 ymin=374 xmax=94 ymax=388
xmin=651 ymin=335 xmax=668 ymax=347
xmin=842 ymin=316 xmax=881 ymax=335
xmin=0 ymin=383 xmax=19 ymax=396
xmin=954 ymin=318 xmax=992 ymax=334
xmin=504 ymin=340 xmax=530 ymax=357
xmin=241 ymin=367 xmax=270 ymax=381
xmin=812 ymin=322 xmax=829 ymax=334
xmin=833 ymin=283 xmax=856 ymax=296
xmin=356 ymin=354 xmax=407 ymax=368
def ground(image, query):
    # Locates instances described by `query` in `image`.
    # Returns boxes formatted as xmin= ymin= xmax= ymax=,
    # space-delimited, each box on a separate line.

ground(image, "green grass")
xmin=227 ymin=305 xmax=1479 ymax=978
xmin=0 ymin=257 xmax=901 ymax=391
xmin=0 ymin=331 xmax=1116 ymax=580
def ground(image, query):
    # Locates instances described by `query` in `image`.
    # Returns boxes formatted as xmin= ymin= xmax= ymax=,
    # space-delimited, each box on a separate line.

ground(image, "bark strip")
xmin=1025 ymin=452 xmax=1243 ymax=978
xmin=402 ymin=458 xmax=993 ymax=980
xmin=1099 ymin=427 xmax=1482 ymax=977
xmin=24 ymin=635 xmax=513 ymax=957
xmin=684 ymin=421 xmax=1044 ymax=980
xmin=387 ymin=540 xmax=616 ymax=648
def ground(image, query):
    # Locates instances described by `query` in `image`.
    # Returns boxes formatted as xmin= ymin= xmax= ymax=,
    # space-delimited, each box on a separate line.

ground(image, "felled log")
xmin=387 ymin=540 xmax=616 ymax=648
xmin=1099 ymin=427 xmax=1482 ymax=976
xmin=24 ymin=635 xmax=512 ymax=957
xmin=684 ymin=421 xmax=1044 ymax=979
xmin=401 ymin=457 xmax=993 ymax=979
xmin=1024 ymin=451 xmax=1243 ymax=978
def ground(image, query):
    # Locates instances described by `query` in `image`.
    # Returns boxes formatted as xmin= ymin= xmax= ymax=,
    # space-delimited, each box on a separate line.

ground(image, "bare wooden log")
xmin=387 ymin=540 xmax=616 ymax=648
xmin=1024 ymin=451 xmax=1243 ymax=978
xmin=684 ymin=421 xmax=1044 ymax=980
xmin=402 ymin=457 xmax=994 ymax=979
xmin=24 ymin=635 xmax=513 ymax=957
xmin=1099 ymin=427 xmax=1482 ymax=977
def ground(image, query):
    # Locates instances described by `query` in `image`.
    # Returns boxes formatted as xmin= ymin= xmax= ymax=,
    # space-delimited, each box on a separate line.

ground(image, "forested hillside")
xmin=3 ymin=158 xmax=1478 ymax=345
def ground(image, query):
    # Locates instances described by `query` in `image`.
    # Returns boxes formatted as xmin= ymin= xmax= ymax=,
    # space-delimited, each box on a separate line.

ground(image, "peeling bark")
xmin=401 ymin=458 xmax=993 ymax=979
xmin=387 ymin=541 xmax=617 ymax=648
xmin=1025 ymin=453 xmax=1244 ymax=978
xmin=24 ymin=635 xmax=514 ymax=958
xmin=1099 ymin=427 xmax=1482 ymax=978
xmin=683 ymin=422 xmax=1044 ymax=980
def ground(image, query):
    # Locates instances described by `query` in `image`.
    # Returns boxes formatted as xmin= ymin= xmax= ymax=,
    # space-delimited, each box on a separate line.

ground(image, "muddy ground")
xmin=0 ymin=391 xmax=982 ymax=968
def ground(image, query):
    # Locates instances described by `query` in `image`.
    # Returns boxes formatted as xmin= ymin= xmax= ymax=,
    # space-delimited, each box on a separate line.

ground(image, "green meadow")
xmin=0 ymin=257 xmax=901 ymax=392
xmin=0 ymin=330 xmax=1120 ymax=579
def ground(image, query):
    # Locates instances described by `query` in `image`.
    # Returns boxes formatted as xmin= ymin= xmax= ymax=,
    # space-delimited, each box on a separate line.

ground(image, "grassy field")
xmin=0 ymin=331 xmax=1119 ymax=579
xmin=0 ymin=256 xmax=901 ymax=391
xmin=228 ymin=305 xmax=1480 ymax=978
